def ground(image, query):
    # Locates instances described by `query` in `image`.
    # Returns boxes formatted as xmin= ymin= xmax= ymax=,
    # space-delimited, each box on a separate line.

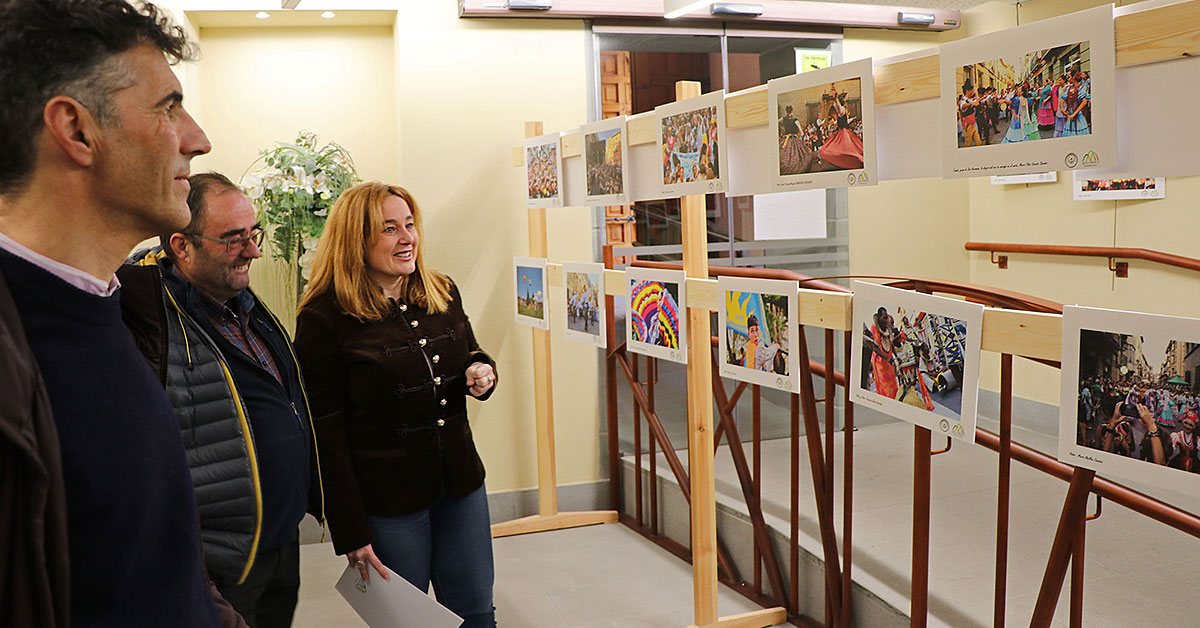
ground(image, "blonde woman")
xmin=294 ymin=182 xmax=497 ymax=628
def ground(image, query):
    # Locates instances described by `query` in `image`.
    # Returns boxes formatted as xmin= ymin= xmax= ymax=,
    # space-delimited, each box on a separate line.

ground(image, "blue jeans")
xmin=367 ymin=483 xmax=496 ymax=628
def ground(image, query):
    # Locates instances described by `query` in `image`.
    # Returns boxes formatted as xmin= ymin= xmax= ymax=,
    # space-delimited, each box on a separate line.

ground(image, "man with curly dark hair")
xmin=0 ymin=1 xmax=245 ymax=627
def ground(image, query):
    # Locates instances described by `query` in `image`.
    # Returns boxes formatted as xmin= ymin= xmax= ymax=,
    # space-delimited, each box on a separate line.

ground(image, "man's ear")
xmin=168 ymin=233 xmax=191 ymax=264
xmin=42 ymin=96 xmax=100 ymax=168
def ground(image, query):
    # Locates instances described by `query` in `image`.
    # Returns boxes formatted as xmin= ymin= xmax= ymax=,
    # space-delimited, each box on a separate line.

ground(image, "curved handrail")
xmin=965 ymin=242 xmax=1200 ymax=274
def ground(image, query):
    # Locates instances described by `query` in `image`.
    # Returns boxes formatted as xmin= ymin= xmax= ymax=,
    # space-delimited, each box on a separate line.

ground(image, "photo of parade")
xmin=630 ymin=279 xmax=682 ymax=350
xmin=661 ymin=105 xmax=720 ymax=185
xmin=516 ymin=265 xmax=545 ymax=320
xmin=1074 ymin=330 xmax=1200 ymax=474
xmin=1079 ymin=177 xmax=1156 ymax=192
xmin=585 ymin=127 xmax=623 ymax=198
xmin=776 ymin=79 xmax=865 ymax=175
xmin=525 ymin=142 xmax=560 ymax=200
xmin=956 ymin=40 xmax=1091 ymax=148
xmin=724 ymin=291 xmax=790 ymax=375
xmin=860 ymin=304 xmax=969 ymax=420
xmin=566 ymin=270 xmax=602 ymax=336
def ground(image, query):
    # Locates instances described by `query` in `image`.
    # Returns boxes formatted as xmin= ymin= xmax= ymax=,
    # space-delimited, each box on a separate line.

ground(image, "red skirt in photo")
xmin=819 ymin=127 xmax=864 ymax=170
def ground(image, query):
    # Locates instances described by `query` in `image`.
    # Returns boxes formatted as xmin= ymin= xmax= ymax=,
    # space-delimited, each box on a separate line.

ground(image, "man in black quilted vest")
xmin=118 ymin=172 xmax=324 ymax=628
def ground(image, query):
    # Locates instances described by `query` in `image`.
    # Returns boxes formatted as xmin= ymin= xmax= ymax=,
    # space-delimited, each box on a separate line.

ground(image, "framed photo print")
xmin=626 ymin=267 xmax=688 ymax=364
xmin=514 ymin=256 xmax=549 ymax=330
xmin=851 ymin=281 xmax=984 ymax=442
xmin=1073 ymin=172 xmax=1165 ymax=200
xmin=939 ymin=4 xmax=1116 ymax=178
xmin=580 ymin=117 xmax=629 ymax=205
xmin=1059 ymin=306 xmax=1200 ymax=495
xmin=655 ymin=90 xmax=728 ymax=198
xmin=562 ymin=262 xmax=606 ymax=348
xmin=525 ymin=133 xmax=563 ymax=208
xmin=768 ymin=58 xmax=877 ymax=192
xmin=718 ymin=276 xmax=799 ymax=392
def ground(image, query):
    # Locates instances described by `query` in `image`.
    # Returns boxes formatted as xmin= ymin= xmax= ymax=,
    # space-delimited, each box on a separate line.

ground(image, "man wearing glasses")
xmin=118 ymin=172 xmax=323 ymax=628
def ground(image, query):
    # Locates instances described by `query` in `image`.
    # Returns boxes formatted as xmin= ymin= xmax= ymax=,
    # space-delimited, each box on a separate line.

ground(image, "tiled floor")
xmin=294 ymin=523 xmax=776 ymax=628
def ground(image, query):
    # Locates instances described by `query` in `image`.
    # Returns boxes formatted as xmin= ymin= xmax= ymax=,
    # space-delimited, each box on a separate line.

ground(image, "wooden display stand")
xmin=490 ymin=120 xmax=619 ymax=539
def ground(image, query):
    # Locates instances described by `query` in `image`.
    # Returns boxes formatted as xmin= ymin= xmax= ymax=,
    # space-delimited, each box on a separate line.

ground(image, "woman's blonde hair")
xmin=299 ymin=181 xmax=452 ymax=320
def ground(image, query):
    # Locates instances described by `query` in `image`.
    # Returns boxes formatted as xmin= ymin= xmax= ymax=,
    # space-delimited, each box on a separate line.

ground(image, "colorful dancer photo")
xmin=626 ymin=267 xmax=687 ymax=363
xmin=562 ymin=262 xmax=606 ymax=348
xmin=660 ymin=105 xmax=720 ymax=186
xmin=718 ymin=276 xmax=800 ymax=392
xmin=524 ymin=133 xmax=562 ymax=208
xmin=776 ymin=78 xmax=864 ymax=175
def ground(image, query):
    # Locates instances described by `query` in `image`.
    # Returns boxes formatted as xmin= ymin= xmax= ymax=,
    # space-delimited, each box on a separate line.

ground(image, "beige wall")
xmin=157 ymin=4 xmax=596 ymax=494
xmin=845 ymin=0 xmax=1200 ymax=406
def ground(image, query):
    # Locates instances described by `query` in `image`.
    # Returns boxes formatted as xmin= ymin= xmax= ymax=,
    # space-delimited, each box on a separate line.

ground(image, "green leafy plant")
xmin=241 ymin=131 xmax=358 ymax=298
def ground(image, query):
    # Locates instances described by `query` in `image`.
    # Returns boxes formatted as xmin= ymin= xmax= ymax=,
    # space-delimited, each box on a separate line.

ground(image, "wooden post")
xmin=491 ymin=121 xmax=618 ymax=538
xmin=674 ymin=82 xmax=784 ymax=628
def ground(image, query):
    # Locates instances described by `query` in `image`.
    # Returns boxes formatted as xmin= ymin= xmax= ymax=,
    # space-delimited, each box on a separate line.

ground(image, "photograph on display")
xmin=655 ymin=91 xmax=727 ymax=197
xmin=850 ymin=281 xmax=984 ymax=441
xmin=581 ymin=117 xmax=628 ymax=205
xmin=524 ymin=133 xmax=562 ymax=208
xmin=513 ymin=257 xmax=549 ymax=330
xmin=626 ymin=267 xmax=688 ymax=364
xmin=955 ymin=41 xmax=1093 ymax=149
xmin=939 ymin=5 xmax=1115 ymax=178
xmin=990 ymin=172 xmax=1057 ymax=185
xmin=562 ymin=262 xmax=606 ymax=348
xmin=1073 ymin=172 xmax=1166 ymax=200
xmin=718 ymin=277 xmax=799 ymax=392
xmin=768 ymin=58 xmax=876 ymax=191
xmin=1059 ymin=306 xmax=1200 ymax=494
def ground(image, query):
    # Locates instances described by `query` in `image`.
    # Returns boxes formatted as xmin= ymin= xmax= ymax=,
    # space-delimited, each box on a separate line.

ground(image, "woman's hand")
xmin=346 ymin=544 xmax=389 ymax=584
xmin=466 ymin=362 xmax=496 ymax=397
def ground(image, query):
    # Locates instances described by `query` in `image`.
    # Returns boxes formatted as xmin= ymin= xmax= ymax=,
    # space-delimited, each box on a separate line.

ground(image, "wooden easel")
xmin=490 ymin=120 xmax=619 ymax=539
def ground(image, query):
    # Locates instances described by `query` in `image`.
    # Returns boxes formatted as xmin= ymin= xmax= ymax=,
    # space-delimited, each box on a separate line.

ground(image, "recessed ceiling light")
xmin=255 ymin=11 xmax=270 ymax=19
xmin=320 ymin=11 xmax=336 ymax=18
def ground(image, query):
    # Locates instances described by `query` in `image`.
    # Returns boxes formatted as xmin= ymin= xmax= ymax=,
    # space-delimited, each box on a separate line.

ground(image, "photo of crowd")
xmin=661 ymin=105 xmax=720 ymax=185
xmin=566 ymin=269 xmax=602 ymax=336
xmin=1080 ymin=177 xmax=1156 ymax=192
xmin=525 ymin=142 xmax=560 ymax=200
xmin=585 ymin=127 xmax=623 ymax=198
xmin=956 ymin=40 xmax=1092 ymax=148
xmin=724 ymin=291 xmax=789 ymax=375
xmin=776 ymin=79 xmax=865 ymax=175
xmin=1074 ymin=330 xmax=1200 ymax=474
xmin=860 ymin=304 xmax=969 ymax=420
xmin=630 ymin=279 xmax=682 ymax=350
xmin=516 ymin=265 xmax=545 ymax=320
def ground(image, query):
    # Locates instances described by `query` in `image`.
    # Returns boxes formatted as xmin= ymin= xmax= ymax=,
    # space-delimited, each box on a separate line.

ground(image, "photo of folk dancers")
xmin=1074 ymin=330 xmax=1200 ymax=475
xmin=516 ymin=265 xmax=545 ymax=321
xmin=724 ymin=291 xmax=790 ymax=376
xmin=776 ymin=79 xmax=865 ymax=174
xmin=585 ymin=127 xmax=623 ymax=198
xmin=860 ymin=305 xmax=969 ymax=420
xmin=630 ymin=279 xmax=682 ymax=350
xmin=1080 ymin=177 xmax=1156 ymax=192
xmin=525 ymin=142 xmax=560 ymax=201
xmin=566 ymin=270 xmax=602 ymax=337
xmin=956 ymin=40 xmax=1091 ymax=148
xmin=661 ymin=105 xmax=720 ymax=185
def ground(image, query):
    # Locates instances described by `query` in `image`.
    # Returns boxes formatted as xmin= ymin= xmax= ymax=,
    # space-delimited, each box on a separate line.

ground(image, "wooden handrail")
xmin=965 ymin=242 xmax=1200 ymax=274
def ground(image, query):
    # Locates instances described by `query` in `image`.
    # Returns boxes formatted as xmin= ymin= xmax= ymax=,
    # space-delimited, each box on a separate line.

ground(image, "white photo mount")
xmin=850 ymin=281 xmax=984 ymax=442
xmin=939 ymin=4 xmax=1116 ymax=179
xmin=1058 ymin=305 xmax=1200 ymax=495
xmin=580 ymin=117 xmax=629 ymax=205
xmin=513 ymin=256 xmax=549 ymax=330
xmin=524 ymin=132 xmax=563 ymax=208
xmin=626 ymin=266 xmax=688 ymax=364
xmin=655 ymin=90 xmax=729 ymax=198
xmin=1072 ymin=171 xmax=1166 ymax=200
xmin=990 ymin=172 xmax=1058 ymax=185
xmin=561 ymin=262 xmax=607 ymax=348
xmin=718 ymin=276 xmax=800 ymax=393
xmin=768 ymin=58 xmax=878 ymax=192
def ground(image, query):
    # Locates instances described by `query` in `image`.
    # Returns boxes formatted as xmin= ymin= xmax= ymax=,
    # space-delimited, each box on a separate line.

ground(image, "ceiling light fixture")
xmin=320 ymin=11 xmax=336 ymax=18
xmin=255 ymin=11 xmax=270 ymax=18
xmin=663 ymin=0 xmax=714 ymax=19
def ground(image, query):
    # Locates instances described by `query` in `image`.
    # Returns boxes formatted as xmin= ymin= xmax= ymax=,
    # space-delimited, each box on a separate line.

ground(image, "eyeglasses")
xmin=187 ymin=228 xmax=265 ymax=255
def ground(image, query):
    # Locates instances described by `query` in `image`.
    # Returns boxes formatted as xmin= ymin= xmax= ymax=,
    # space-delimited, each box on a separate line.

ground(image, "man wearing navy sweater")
xmin=0 ymin=1 xmax=244 ymax=626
